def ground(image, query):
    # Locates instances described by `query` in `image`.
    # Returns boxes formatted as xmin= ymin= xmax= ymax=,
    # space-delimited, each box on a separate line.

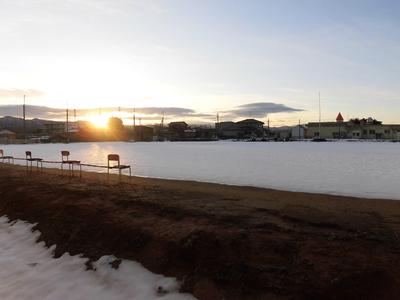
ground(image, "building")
xmin=215 ymin=122 xmax=241 ymax=139
xmin=133 ymin=125 xmax=154 ymax=141
xmin=169 ymin=121 xmax=188 ymax=131
xmin=0 ymin=129 xmax=16 ymax=140
xmin=307 ymin=114 xmax=400 ymax=140
xmin=270 ymin=127 xmax=292 ymax=140
xmin=236 ymin=119 xmax=265 ymax=137
xmin=291 ymin=125 xmax=307 ymax=139
xmin=44 ymin=122 xmax=66 ymax=135
xmin=216 ymin=119 xmax=265 ymax=139
xmin=191 ymin=126 xmax=216 ymax=141
xmin=307 ymin=122 xmax=346 ymax=139
xmin=168 ymin=121 xmax=189 ymax=140
xmin=0 ymin=129 xmax=17 ymax=144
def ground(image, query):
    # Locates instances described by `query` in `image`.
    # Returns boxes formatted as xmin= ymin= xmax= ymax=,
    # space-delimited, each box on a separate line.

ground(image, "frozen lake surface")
xmin=0 ymin=216 xmax=195 ymax=300
xmin=2 ymin=141 xmax=400 ymax=200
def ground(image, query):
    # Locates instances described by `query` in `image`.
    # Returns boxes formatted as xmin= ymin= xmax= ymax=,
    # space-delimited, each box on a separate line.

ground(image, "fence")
xmin=0 ymin=153 xmax=132 ymax=179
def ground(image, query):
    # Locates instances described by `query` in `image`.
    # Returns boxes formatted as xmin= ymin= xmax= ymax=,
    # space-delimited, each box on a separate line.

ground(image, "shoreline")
xmin=1 ymin=163 xmax=400 ymax=299
xmin=1 ymin=137 xmax=400 ymax=145
xmin=3 ymin=157 xmax=400 ymax=202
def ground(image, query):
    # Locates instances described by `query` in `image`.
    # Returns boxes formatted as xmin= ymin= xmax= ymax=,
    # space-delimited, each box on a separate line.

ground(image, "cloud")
xmin=95 ymin=107 xmax=215 ymax=121
xmin=222 ymin=102 xmax=303 ymax=119
xmin=67 ymin=0 xmax=166 ymax=16
xmin=0 ymin=89 xmax=44 ymax=98
xmin=79 ymin=107 xmax=214 ymax=119
xmin=0 ymin=105 xmax=64 ymax=119
xmin=133 ymin=107 xmax=195 ymax=115
xmin=0 ymin=102 xmax=301 ymax=123
xmin=0 ymin=105 xmax=214 ymax=121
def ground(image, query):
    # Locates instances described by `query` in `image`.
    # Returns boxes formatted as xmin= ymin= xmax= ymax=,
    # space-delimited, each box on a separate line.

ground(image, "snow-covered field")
xmin=0 ymin=216 xmax=195 ymax=300
xmin=1 ymin=141 xmax=400 ymax=199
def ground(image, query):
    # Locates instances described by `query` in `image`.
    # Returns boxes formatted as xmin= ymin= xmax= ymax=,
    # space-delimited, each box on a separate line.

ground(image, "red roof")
xmin=336 ymin=112 xmax=344 ymax=122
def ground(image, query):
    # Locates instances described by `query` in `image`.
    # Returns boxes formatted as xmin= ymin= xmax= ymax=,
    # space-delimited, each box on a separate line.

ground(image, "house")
xmin=236 ymin=119 xmax=265 ymax=137
xmin=270 ymin=127 xmax=292 ymax=140
xmin=168 ymin=121 xmax=189 ymax=140
xmin=169 ymin=121 xmax=188 ymax=131
xmin=216 ymin=119 xmax=265 ymax=139
xmin=134 ymin=125 xmax=154 ymax=141
xmin=215 ymin=122 xmax=241 ymax=139
xmin=192 ymin=126 xmax=216 ymax=140
xmin=44 ymin=122 xmax=67 ymax=135
xmin=0 ymin=129 xmax=16 ymax=140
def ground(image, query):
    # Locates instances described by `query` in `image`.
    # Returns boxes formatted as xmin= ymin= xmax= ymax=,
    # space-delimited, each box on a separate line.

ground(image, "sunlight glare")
xmin=89 ymin=115 xmax=109 ymax=128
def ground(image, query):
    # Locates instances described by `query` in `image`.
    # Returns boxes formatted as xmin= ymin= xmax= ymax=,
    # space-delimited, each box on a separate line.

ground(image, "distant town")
xmin=0 ymin=112 xmax=400 ymax=144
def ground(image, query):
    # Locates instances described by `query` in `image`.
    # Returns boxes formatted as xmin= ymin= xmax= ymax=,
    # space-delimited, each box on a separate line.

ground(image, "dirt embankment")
xmin=1 ymin=164 xmax=400 ymax=299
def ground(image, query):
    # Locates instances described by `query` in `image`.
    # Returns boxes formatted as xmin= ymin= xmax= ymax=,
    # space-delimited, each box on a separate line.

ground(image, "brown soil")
xmin=1 ymin=163 xmax=400 ymax=299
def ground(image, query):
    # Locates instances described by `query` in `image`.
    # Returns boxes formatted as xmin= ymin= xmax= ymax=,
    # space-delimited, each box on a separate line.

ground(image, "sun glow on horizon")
xmin=89 ymin=115 xmax=109 ymax=128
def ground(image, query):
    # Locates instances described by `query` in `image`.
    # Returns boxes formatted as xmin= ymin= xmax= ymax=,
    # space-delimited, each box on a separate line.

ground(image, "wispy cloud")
xmin=0 ymin=89 xmax=44 ymax=98
xmin=66 ymin=0 xmax=166 ymax=16
xmin=0 ymin=105 xmax=62 ymax=119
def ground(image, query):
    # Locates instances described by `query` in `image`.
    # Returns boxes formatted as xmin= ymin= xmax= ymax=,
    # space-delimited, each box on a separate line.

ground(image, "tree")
xmin=108 ymin=117 xmax=124 ymax=132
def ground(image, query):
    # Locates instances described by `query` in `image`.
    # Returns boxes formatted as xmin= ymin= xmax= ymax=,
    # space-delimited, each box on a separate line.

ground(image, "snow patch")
xmin=0 ymin=216 xmax=195 ymax=300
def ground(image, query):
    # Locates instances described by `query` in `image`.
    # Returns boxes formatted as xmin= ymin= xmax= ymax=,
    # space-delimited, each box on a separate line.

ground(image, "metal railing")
xmin=0 ymin=156 xmax=132 ymax=179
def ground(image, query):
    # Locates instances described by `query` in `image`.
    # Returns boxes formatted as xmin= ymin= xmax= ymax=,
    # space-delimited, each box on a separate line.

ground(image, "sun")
xmin=89 ymin=115 xmax=109 ymax=128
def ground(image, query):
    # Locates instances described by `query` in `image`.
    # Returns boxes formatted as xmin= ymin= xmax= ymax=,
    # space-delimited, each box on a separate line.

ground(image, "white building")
xmin=291 ymin=125 xmax=306 ymax=139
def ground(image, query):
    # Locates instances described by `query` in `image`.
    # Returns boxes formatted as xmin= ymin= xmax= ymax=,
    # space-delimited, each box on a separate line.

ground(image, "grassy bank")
xmin=0 ymin=163 xmax=400 ymax=299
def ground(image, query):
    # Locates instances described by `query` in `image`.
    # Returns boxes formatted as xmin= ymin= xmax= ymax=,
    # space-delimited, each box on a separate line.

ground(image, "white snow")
xmin=0 ymin=216 xmax=195 ymax=300
xmin=2 ymin=141 xmax=400 ymax=199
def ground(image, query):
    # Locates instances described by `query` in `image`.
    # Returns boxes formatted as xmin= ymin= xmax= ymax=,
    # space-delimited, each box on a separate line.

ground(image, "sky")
xmin=0 ymin=0 xmax=399 ymax=126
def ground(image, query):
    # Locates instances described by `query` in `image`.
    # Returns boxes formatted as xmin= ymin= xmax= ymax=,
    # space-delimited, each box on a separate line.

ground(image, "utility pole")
xmin=139 ymin=118 xmax=143 ymax=140
xmin=161 ymin=111 xmax=164 ymax=128
xmin=23 ymin=95 xmax=26 ymax=144
xmin=133 ymin=108 xmax=136 ymax=129
xmin=298 ymin=119 xmax=301 ymax=140
xmin=318 ymin=92 xmax=321 ymax=138
xmin=216 ymin=112 xmax=220 ymax=140
xmin=132 ymin=108 xmax=136 ymax=141
xmin=159 ymin=111 xmax=165 ymax=141
xmin=66 ymin=106 xmax=69 ymax=144
xmin=74 ymin=109 xmax=77 ymax=122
